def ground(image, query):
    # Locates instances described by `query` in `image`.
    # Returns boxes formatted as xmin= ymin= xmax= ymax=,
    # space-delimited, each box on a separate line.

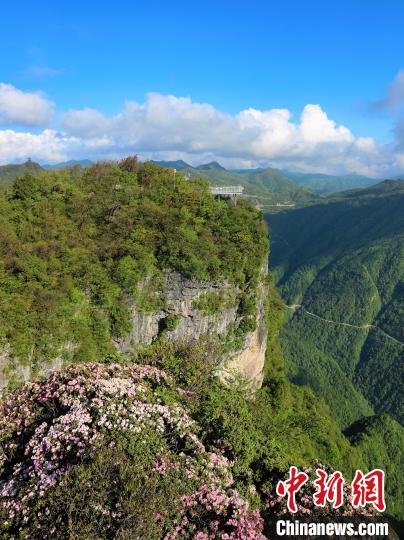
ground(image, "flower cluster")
xmin=0 ymin=362 xmax=266 ymax=538
xmin=164 ymin=486 xmax=265 ymax=539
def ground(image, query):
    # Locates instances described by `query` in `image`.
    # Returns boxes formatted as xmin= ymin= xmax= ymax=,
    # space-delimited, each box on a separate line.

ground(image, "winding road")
xmin=285 ymin=304 xmax=403 ymax=346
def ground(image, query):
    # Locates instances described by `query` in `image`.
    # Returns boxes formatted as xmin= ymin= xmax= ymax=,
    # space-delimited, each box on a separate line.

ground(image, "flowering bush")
xmin=0 ymin=362 xmax=266 ymax=539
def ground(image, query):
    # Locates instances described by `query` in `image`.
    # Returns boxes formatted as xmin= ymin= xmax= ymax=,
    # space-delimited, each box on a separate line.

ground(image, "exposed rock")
xmin=115 ymin=272 xmax=239 ymax=349
xmin=0 ymin=347 xmax=34 ymax=391
xmin=0 ymin=346 xmax=12 ymax=391
xmin=116 ymin=270 xmax=268 ymax=388
xmin=224 ymin=286 xmax=267 ymax=387
xmin=0 ymin=345 xmax=73 ymax=391
xmin=1 ymin=272 xmax=268 ymax=390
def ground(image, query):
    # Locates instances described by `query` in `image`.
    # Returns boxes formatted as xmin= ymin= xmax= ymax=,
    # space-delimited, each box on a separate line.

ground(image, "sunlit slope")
xmin=267 ymin=180 xmax=404 ymax=427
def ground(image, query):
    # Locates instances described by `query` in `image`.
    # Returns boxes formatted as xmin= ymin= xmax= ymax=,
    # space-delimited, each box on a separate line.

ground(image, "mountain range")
xmin=153 ymin=160 xmax=404 ymax=202
xmin=4 ymin=159 xmax=400 ymax=205
xmin=284 ymin=171 xmax=385 ymax=196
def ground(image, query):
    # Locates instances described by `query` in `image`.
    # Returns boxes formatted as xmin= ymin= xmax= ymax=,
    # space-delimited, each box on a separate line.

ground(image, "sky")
xmin=1 ymin=0 xmax=404 ymax=176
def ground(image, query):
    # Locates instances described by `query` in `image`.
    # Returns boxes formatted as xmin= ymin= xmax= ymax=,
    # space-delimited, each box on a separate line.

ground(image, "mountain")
xmin=266 ymin=179 xmax=404 ymax=428
xmin=0 ymin=159 xmax=94 ymax=186
xmin=196 ymin=160 xmax=226 ymax=171
xmin=284 ymin=170 xmax=384 ymax=196
xmin=0 ymin=161 xmax=402 ymax=530
xmin=43 ymin=159 xmax=93 ymax=169
xmin=0 ymin=159 xmax=43 ymax=185
xmin=153 ymin=160 xmax=318 ymax=208
xmin=150 ymin=159 xmax=190 ymax=170
xmin=241 ymin=167 xmax=317 ymax=206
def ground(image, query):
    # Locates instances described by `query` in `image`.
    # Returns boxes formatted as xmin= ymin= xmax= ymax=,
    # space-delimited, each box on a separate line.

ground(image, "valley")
xmin=266 ymin=180 xmax=404 ymax=428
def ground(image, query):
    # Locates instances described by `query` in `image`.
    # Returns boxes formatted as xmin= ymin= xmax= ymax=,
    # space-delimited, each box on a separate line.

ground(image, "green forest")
xmin=0 ymin=158 xmax=268 ymax=371
xmin=267 ymin=180 xmax=403 ymax=427
xmin=266 ymin=179 xmax=404 ymax=522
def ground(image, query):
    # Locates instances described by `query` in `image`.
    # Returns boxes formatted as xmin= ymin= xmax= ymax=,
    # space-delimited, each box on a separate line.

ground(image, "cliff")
xmin=0 ymin=270 xmax=268 ymax=389
xmin=116 ymin=270 xmax=268 ymax=387
xmin=0 ymin=160 xmax=270 ymax=390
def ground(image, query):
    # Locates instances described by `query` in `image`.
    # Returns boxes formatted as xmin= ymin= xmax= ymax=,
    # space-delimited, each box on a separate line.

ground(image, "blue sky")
xmin=1 ymin=1 xmax=404 ymax=175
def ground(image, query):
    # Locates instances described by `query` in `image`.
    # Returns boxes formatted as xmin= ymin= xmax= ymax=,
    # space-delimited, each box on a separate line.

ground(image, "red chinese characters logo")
xmin=276 ymin=467 xmax=385 ymax=513
xmin=276 ymin=466 xmax=309 ymax=513
xmin=351 ymin=469 xmax=386 ymax=512
xmin=313 ymin=468 xmax=344 ymax=508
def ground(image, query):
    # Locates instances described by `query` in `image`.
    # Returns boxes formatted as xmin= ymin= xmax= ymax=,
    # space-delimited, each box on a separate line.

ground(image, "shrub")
xmin=193 ymin=290 xmax=236 ymax=316
xmin=162 ymin=314 xmax=181 ymax=331
xmin=0 ymin=362 xmax=265 ymax=539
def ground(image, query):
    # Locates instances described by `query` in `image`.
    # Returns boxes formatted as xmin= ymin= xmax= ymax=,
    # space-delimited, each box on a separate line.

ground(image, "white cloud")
xmin=58 ymin=94 xmax=395 ymax=175
xmin=0 ymin=129 xmax=68 ymax=164
xmin=62 ymin=107 xmax=111 ymax=137
xmin=0 ymin=86 xmax=403 ymax=175
xmin=0 ymin=83 xmax=54 ymax=127
xmin=0 ymin=128 xmax=116 ymax=165
xmin=374 ymin=69 xmax=404 ymax=111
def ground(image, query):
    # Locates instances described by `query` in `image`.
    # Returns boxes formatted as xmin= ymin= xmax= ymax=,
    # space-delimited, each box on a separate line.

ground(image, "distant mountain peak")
xmin=151 ymin=159 xmax=191 ymax=170
xmin=0 ymin=160 xmax=44 ymax=186
xmin=196 ymin=161 xmax=226 ymax=171
xmin=43 ymin=159 xmax=93 ymax=170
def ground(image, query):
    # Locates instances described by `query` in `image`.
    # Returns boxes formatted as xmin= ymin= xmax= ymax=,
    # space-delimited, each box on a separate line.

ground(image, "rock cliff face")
xmin=223 ymin=288 xmax=267 ymax=387
xmin=0 ymin=348 xmax=63 ymax=391
xmin=116 ymin=271 xmax=268 ymax=387
xmin=0 ymin=271 xmax=268 ymax=390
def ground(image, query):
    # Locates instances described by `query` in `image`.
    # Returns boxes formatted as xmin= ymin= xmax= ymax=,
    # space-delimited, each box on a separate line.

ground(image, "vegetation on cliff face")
xmin=0 ymin=158 xmax=268 ymax=374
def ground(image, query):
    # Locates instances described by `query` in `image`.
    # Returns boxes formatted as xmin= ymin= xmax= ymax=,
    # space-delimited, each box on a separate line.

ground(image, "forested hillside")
xmin=284 ymin=170 xmax=385 ymax=195
xmin=0 ymin=158 xmax=268 ymax=372
xmin=0 ymin=162 xmax=402 ymax=536
xmin=0 ymin=160 xmax=44 ymax=186
xmin=267 ymin=180 xmax=404 ymax=427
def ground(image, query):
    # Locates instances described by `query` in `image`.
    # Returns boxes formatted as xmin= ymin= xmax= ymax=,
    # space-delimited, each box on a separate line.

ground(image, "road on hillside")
xmin=285 ymin=304 xmax=403 ymax=346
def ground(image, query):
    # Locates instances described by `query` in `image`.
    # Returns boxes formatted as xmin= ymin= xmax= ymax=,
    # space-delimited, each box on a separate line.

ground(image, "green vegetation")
xmin=0 ymin=159 xmax=44 ymax=186
xmin=0 ymin=158 xmax=268 ymax=370
xmin=267 ymin=180 xmax=404 ymax=426
xmin=4 ymin=286 xmax=403 ymax=535
xmin=346 ymin=414 xmax=404 ymax=521
xmin=161 ymin=313 xmax=181 ymax=331
xmin=265 ymin=179 xmax=403 ymax=520
xmin=192 ymin=290 xmax=236 ymax=315
xmin=0 ymin=162 xmax=402 ymax=531
xmin=285 ymin=170 xmax=384 ymax=196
